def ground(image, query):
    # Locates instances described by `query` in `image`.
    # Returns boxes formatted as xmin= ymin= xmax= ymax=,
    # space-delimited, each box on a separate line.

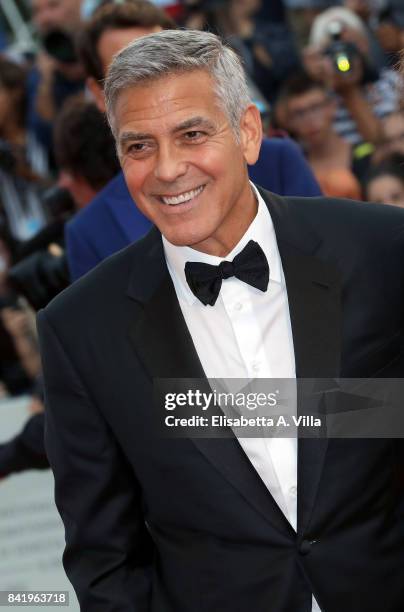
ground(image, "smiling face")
xmin=115 ymin=69 xmax=262 ymax=256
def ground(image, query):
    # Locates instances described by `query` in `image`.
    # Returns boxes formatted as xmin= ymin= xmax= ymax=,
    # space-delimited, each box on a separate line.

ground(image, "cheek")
xmin=122 ymin=161 xmax=150 ymax=194
xmin=199 ymin=145 xmax=243 ymax=184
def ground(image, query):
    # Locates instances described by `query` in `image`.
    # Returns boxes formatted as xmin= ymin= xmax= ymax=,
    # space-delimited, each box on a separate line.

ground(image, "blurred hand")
xmin=302 ymin=46 xmax=363 ymax=95
xmin=36 ymin=52 xmax=57 ymax=80
xmin=36 ymin=52 xmax=84 ymax=83
xmin=0 ymin=381 xmax=7 ymax=399
xmin=344 ymin=0 xmax=371 ymax=21
xmin=253 ymin=44 xmax=273 ymax=69
xmin=28 ymin=396 xmax=45 ymax=415
xmin=302 ymin=46 xmax=334 ymax=83
xmin=1 ymin=308 xmax=31 ymax=340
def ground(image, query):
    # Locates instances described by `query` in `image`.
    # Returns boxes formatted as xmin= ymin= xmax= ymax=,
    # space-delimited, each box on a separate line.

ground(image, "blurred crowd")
xmin=0 ymin=0 xmax=404 ymax=477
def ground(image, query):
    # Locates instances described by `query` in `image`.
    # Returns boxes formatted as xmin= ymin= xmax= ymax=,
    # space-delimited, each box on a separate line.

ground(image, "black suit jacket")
xmin=37 ymin=189 xmax=404 ymax=612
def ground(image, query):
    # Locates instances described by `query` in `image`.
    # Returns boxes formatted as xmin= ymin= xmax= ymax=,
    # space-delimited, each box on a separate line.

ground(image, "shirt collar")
xmin=162 ymin=182 xmax=282 ymax=305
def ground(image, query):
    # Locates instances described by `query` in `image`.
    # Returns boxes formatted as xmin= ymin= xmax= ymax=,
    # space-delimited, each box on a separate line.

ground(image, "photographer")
xmin=303 ymin=7 xmax=401 ymax=145
xmin=27 ymin=0 xmax=85 ymax=162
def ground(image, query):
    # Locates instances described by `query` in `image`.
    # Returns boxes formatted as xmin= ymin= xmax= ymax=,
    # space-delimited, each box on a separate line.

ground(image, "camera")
xmin=6 ymin=188 xmax=75 ymax=311
xmin=323 ymin=21 xmax=359 ymax=75
xmin=41 ymin=29 xmax=78 ymax=64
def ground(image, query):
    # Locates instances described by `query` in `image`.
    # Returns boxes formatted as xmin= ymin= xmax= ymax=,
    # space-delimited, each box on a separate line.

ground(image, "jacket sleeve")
xmin=65 ymin=221 xmax=101 ymax=283
xmin=37 ymin=309 xmax=154 ymax=611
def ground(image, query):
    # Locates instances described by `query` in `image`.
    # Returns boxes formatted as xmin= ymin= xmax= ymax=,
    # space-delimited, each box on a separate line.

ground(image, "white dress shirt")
xmin=163 ymin=183 xmax=320 ymax=611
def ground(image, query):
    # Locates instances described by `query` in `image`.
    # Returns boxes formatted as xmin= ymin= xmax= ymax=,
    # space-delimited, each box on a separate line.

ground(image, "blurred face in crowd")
xmin=116 ymin=69 xmax=262 ymax=256
xmin=31 ymin=0 xmax=82 ymax=34
xmin=88 ymin=25 xmax=163 ymax=112
xmin=381 ymin=113 xmax=404 ymax=158
xmin=367 ymin=174 xmax=404 ymax=208
xmin=286 ymin=88 xmax=336 ymax=148
xmin=57 ymin=170 xmax=97 ymax=210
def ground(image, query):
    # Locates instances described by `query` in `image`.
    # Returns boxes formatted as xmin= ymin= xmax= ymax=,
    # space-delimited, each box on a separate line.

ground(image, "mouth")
xmin=158 ymin=184 xmax=205 ymax=206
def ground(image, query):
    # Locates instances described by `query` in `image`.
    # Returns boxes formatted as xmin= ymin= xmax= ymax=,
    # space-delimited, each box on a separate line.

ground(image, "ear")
xmin=239 ymin=104 xmax=263 ymax=165
xmin=87 ymin=76 xmax=106 ymax=113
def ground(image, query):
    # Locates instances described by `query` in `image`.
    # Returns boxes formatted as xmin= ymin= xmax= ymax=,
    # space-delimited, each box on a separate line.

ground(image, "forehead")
xmin=114 ymin=70 xmax=223 ymax=134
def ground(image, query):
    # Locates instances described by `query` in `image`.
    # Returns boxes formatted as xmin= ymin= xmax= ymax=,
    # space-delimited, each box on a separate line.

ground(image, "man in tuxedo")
xmin=37 ymin=30 xmax=404 ymax=611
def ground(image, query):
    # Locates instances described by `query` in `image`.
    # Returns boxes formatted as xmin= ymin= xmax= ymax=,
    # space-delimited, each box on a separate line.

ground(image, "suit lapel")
xmin=262 ymin=189 xmax=342 ymax=534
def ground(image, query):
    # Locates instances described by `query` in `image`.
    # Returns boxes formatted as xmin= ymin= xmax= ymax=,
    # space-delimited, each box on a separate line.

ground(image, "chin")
xmin=162 ymin=227 xmax=210 ymax=248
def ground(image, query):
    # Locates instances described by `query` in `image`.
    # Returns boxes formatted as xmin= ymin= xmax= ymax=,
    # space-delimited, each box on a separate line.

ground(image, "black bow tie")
xmin=184 ymin=240 xmax=269 ymax=306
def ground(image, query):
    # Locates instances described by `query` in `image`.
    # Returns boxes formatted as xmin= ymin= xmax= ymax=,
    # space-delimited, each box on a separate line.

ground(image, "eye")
xmin=125 ymin=142 xmax=153 ymax=157
xmin=128 ymin=143 xmax=147 ymax=152
xmin=184 ymin=130 xmax=205 ymax=140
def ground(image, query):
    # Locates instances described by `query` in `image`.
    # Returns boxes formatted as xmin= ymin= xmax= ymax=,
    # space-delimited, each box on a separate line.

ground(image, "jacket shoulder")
xmin=42 ymin=229 xmax=154 ymax=328
xmin=271 ymin=191 xmax=404 ymax=238
xmin=66 ymin=174 xmax=125 ymax=234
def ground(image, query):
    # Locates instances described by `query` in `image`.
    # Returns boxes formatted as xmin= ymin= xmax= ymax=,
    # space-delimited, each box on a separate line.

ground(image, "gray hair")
xmin=104 ymin=29 xmax=252 ymax=141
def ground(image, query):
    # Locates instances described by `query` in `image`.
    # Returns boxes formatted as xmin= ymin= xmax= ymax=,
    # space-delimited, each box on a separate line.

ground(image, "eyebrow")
xmin=119 ymin=116 xmax=216 ymax=147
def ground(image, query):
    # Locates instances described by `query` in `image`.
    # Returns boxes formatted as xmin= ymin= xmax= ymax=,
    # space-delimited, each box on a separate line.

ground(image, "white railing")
xmin=0 ymin=0 xmax=34 ymax=51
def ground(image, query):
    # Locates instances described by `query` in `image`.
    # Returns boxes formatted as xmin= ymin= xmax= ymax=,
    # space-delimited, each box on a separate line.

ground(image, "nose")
xmin=154 ymin=142 xmax=187 ymax=183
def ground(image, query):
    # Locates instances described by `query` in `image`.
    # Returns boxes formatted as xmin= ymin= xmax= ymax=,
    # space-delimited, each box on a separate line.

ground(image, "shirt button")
xmin=252 ymin=361 xmax=260 ymax=373
xmin=290 ymin=486 xmax=297 ymax=497
xmin=234 ymin=302 xmax=243 ymax=311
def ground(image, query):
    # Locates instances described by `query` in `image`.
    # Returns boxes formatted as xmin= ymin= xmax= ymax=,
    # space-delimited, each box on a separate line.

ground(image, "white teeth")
xmin=161 ymin=185 xmax=204 ymax=205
